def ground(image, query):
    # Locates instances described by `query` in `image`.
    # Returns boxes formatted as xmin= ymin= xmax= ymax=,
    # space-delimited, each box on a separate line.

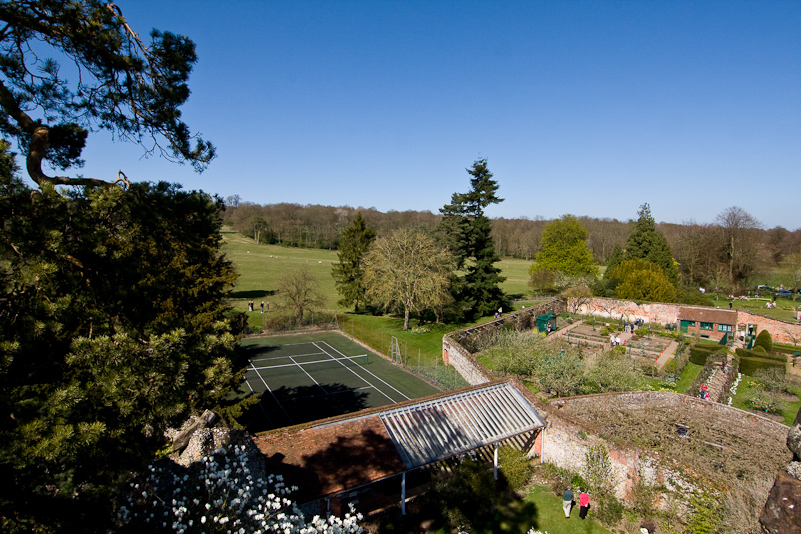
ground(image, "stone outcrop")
xmin=760 ymin=407 xmax=801 ymax=534
xmin=166 ymin=410 xmax=233 ymax=467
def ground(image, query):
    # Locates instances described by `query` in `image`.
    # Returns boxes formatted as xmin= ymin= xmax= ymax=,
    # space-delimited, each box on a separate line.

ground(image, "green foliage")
xmin=594 ymin=494 xmax=624 ymax=526
xmin=582 ymin=443 xmax=615 ymax=495
xmin=498 ymin=447 xmax=532 ymax=491
xmin=437 ymin=158 xmax=506 ymax=320
xmin=529 ymin=215 xmax=598 ymax=291
xmin=0 ymin=166 xmax=242 ymax=531
xmin=611 ymin=259 xmax=677 ymax=302
xmin=277 ymin=265 xmax=327 ymax=325
xmin=685 ymin=491 xmax=722 ymax=534
xmin=631 ymin=479 xmax=656 ymax=519
xmin=754 ymin=329 xmax=774 ymax=353
xmin=625 ymin=203 xmax=679 ymax=285
xmin=738 ymin=357 xmax=786 ymax=377
xmin=363 ymin=228 xmax=453 ymax=330
xmin=331 ymin=213 xmax=376 ymax=311
xmin=427 ymin=459 xmax=499 ymax=531
xmin=585 ymin=352 xmax=646 ymax=393
xmin=752 ymin=345 xmax=767 ymax=353
xmin=748 ymin=389 xmax=786 ymax=414
xmin=0 ymin=1 xmax=214 ymax=188
xmin=689 ymin=345 xmax=718 ymax=366
xmin=535 ymin=347 xmax=585 ymax=396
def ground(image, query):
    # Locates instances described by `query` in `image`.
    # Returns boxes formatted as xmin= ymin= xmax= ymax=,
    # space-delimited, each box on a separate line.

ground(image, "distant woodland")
xmin=224 ymin=198 xmax=801 ymax=289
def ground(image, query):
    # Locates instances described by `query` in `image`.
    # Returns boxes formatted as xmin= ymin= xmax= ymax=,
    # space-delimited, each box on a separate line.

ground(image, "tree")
xmin=0 ymin=1 xmax=214 ymax=188
xmin=715 ymin=206 xmax=763 ymax=291
xmin=625 ymin=203 xmax=679 ymax=285
xmin=332 ymin=212 xmax=376 ymax=312
xmin=276 ymin=266 xmax=326 ymax=325
xmin=529 ymin=214 xmax=598 ymax=291
xmin=438 ymin=158 xmax=505 ymax=319
xmin=363 ymin=228 xmax=453 ymax=330
xmin=534 ymin=348 xmax=584 ymax=397
xmin=563 ymin=284 xmax=593 ymax=314
xmin=610 ymin=259 xmax=677 ymax=302
xmin=781 ymin=252 xmax=801 ymax=294
xmin=0 ymin=152 xmax=242 ymax=532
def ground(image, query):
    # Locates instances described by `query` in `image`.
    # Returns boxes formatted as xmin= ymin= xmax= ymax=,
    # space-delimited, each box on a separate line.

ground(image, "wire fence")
xmin=336 ymin=315 xmax=469 ymax=391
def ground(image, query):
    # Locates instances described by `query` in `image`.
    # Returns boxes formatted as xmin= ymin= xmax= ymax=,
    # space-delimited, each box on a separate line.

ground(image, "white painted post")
xmin=401 ymin=472 xmax=407 ymax=515
xmin=494 ymin=443 xmax=499 ymax=480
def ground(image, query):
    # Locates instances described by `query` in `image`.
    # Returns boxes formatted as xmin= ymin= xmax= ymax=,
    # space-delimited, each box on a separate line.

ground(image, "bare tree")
xmin=276 ymin=266 xmax=327 ymax=325
xmin=715 ymin=207 xmax=763 ymax=291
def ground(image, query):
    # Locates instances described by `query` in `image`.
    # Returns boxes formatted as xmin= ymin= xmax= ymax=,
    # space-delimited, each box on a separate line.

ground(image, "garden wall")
xmin=737 ymin=310 xmax=801 ymax=346
xmin=442 ymin=299 xmax=565 ymax=385
xmin=539 ymin=391 xmax=791 ymax=509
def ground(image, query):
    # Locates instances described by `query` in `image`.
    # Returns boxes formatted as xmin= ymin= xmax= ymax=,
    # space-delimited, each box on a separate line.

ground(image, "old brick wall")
xmin=576 ymin=298 xmax=681 ymax=325
xmin=737 ymin=310 xmax=801 ymax=346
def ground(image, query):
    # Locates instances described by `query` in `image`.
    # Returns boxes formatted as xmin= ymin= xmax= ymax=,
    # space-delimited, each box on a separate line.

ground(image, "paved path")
xmin=704 ymin=360 xmax=732 ymax=403
xmin=654 ymin=341 xmax=679 ymax=371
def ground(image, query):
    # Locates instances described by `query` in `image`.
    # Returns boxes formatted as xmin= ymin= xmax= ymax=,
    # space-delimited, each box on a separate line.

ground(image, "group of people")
xmin=609 ymin=333 xmax=622 ymax=347
xmin=562 ymin=487 xmax=591 ymax=519
xmin=247 ymin=300 xmax=269 ymax=313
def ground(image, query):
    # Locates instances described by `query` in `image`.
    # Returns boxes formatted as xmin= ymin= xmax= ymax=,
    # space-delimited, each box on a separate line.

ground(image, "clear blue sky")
xmin=71 ymin=1 xmax=800 ymax=229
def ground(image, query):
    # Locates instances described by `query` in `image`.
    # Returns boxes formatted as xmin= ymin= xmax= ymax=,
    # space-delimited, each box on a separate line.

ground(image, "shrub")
xmin=498 ymin=447 xmax=532 ymax=491
xmin=662 ymin=358 xmax=678 ymax=374
xmin=748 ymin=389 xmax=785 ymax=414
xmin=752 ymin=345 xmax=766 ymax=353
xmin=739 ymin=357 xmax=786 ymax=377
xmin=735 ymin=347 xmax=786 ymax=362
xmin=595 ymin=494 xmax=624 ymax=526
xmin=754 ymin=330 xmax=774 ymax=353
xmin=689 ymin=346 xmax=718 ymax=366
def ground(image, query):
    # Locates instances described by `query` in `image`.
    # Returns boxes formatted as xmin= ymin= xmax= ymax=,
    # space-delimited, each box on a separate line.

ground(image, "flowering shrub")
xmin=116 ymin=441 xmax=363 ymax=533
xmin=526 ymin=529 xmax=550 ymax=534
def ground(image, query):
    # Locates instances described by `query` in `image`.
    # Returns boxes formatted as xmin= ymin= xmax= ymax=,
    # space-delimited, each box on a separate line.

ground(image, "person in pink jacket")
xmin=579 ymin=488 xmax=590 ymax=519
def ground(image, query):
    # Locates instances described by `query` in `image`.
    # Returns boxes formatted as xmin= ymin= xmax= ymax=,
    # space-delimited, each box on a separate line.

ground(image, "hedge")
xmin=689 ymin=345 xmax=724 ymax=366
xmin=738 ymin=357 xmax=786 ymax=377
xmin=734 ymin=347 xmax=787 ymax=363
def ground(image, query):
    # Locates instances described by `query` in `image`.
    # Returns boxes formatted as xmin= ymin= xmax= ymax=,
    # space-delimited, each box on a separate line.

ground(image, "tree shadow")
xmin=241 ymin=383 xmax=370 ymax=433
xmin=229 ymin=289 xmax=276 ymax=299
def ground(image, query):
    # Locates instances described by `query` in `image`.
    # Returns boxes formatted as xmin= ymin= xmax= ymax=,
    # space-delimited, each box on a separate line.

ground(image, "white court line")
xmin=249 ymin=350 xmax=326 ymax=363
xmin=314 ymin=342 xmax=411 ymax=402
xmin=251 ymin=355 xmax=367 ymax=370
xmin=289 ymin=355 xmax=328 ymax=394
xmin=243 ymin=375 xmax=276 ymax=427
xmin=248 ymin=361 xmax=293 ymax=424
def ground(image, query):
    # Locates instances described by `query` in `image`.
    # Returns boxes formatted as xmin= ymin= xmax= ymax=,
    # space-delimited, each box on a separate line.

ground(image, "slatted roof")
xmin=379 ymin=381 xmax=545 ymax=469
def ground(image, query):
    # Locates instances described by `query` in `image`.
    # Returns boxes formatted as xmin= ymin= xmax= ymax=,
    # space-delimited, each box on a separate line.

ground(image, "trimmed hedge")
xmin=754 ymin=330 xmax=773 ymax=353
xmin=739 ymin=357 xmax=786 ymax=377
xmin=689 ymin=345 xmax=723 ymax=366
xmin=734 ymin=348 xmax=787 ymax=363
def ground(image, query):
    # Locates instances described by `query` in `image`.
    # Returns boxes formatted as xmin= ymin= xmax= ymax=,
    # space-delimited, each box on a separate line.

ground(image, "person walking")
xmin=562 ymin=487 xmax=574 ymax=518
xmin=579 ymin=488 xmax=590 ymax=519
xmin=260 ymin=301 xmax=265 ymax=313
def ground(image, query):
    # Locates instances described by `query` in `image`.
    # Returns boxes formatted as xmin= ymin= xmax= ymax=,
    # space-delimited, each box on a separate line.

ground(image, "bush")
xmin=748 ymin=389 xmax=785 ymax=414
xmin=752 ymin=345 xmax=766 ymax=353
xmin=735 ymin=347 xmax=786 ymax=363
xmin=689 ymin=346 xmax=718 ymax=366
xmin=595 ymin=494 xmax=624 ymax=526
xmin=498 ymin=447 xmax=532 ymax=491
xmin=754 ymin=330 xmax=774 ymax=353
xmin=738 ymin=357 xmax=786 ymax=377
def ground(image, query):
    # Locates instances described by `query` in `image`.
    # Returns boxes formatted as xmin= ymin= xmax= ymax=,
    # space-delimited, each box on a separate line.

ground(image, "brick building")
xmin=678 ymin=306 xmax=737 ymax=341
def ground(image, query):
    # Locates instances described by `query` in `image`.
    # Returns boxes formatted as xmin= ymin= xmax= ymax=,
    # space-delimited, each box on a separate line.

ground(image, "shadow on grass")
xmin=229 ymin=289 xmax=276 ymax=299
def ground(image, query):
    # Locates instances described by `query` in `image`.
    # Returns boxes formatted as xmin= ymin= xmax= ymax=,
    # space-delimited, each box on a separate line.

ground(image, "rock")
xmin=788 ymin=406 xmax=801 ymax=459
xmin=172 ymin=410 xmax=219 ymax=452
xmin=759 ymin=471 xmax=801 ymax=534
xmin=788 ymin=462 xmax=801 ymax=481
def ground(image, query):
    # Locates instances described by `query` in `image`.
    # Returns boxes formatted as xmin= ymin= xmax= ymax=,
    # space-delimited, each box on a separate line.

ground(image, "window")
xmin=718 ymin=324 xmax=732 ymax=332
xmin=700 ymin=322 xmax=713 ymax=330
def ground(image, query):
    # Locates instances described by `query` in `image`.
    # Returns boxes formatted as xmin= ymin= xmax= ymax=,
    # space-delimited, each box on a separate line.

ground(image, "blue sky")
xmin=68 ymin=1 xmax=799 ymax=229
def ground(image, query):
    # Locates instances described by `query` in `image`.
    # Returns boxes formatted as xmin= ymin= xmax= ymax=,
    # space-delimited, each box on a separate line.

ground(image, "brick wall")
xmin=737 ymin=310 xmax=801 ymax=346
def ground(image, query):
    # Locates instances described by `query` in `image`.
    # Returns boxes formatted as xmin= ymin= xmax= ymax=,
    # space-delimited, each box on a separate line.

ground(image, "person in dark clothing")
xmin=562 ymin=487 xmax=574 ymax=518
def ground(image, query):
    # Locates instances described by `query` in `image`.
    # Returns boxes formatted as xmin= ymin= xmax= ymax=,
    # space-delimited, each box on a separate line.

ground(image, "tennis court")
xmin=238 ymin=332 xmax=441 ymax=432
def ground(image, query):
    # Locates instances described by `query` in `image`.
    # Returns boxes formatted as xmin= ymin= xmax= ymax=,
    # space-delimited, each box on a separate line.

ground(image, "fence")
xmin=336 ymin=314 xmax=469 ymax=391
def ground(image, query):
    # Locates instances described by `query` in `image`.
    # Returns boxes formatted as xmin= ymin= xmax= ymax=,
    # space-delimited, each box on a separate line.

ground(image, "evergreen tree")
xmin=0 ymin=154 xmax=243 ymax=532
xmin=437 ymin=158 xmax=505 ymax=319
xmin=625 ymin=203 xmax=679 ymax=285
xmin=0 ymin=1 xmax=214 ymax=188
xmin=332 ymin=213 xmax=376 ymax=311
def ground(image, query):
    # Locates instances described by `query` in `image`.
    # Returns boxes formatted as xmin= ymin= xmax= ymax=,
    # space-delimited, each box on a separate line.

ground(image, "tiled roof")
xmin=254 ymin=380 xmax=545 ymax=501
xmin=678 ymin=306 xmax=737 ymax=325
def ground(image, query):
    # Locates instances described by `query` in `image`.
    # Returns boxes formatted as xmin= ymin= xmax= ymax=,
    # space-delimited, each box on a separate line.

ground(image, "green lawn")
xmin=729 ymin=373 xmax=801 ymax=426
xmin=707 ymin=295 xmax=799 ymax=323
xmin=523 ymin=486 xmax=612 ymax=534
xmin=675 ymin=362 xmax=703 ymax=394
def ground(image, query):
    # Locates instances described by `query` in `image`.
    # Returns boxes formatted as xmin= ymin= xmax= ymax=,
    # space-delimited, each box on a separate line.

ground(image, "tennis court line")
xmin=314 ymin=341 xmax=411 ymax=402
xmin=243 ymin=375 xmax=277 ymax=428
xmin=250 ymin=354 xmax=368 ymax=370
xmin=249 ymin=350 xmax=327 ymax=364
xmin=248 ymin=361 xmax=293 ymax=424
xmin=311 ymin=342 xmax=396 ymax=404
xmin=289 ymin=355 xmax=328 ymax=395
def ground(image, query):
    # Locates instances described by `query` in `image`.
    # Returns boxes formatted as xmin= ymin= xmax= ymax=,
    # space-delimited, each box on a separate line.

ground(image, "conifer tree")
xmin=332 ymin=212 xmax=376 ymax=311
xmin=438 ymin=158 xmax=505 ymax=319
xmin=625 ymin=203 xmax=679 ymax=285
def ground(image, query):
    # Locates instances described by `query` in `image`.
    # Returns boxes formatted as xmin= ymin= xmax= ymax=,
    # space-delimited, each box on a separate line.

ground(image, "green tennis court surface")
xmin=237 ymin=332 xmax=440 ymax=432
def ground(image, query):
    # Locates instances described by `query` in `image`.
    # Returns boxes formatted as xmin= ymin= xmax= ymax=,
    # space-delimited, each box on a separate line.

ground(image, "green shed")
xmin=536 ymin=312 xmax=556 ymax=333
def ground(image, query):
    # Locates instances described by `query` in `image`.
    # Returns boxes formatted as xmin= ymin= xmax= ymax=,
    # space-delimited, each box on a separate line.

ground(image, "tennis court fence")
xmin=335 ymin=315 xmax=468 ymax=391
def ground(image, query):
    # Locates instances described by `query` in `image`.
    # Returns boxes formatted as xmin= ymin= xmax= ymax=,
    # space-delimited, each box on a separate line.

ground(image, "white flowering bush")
xmin=116 ymin=441 xmax=363 ymax=533
xmin=526 ymin=529 xmax=549 ymax=534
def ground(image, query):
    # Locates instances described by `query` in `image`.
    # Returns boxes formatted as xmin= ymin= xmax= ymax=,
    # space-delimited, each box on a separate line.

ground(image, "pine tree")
xmin=625 ymin=203 xmax=679 ymax=285
xmin=438 ymin=159 xmax=505 ymax=319
xmin=332 ymin=213 xmax=376 ymax=311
